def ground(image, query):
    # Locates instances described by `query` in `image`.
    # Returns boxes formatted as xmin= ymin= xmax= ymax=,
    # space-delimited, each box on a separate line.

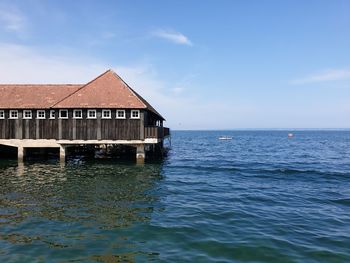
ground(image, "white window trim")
xmin=0 ymin=110 xmax=5 ymax=119
xmin=59 ymin=109 xmax=69 ymax=119
xmin=130 ymin=110 xmax=140 ymax=119
xmin=37 ymin=110 xmax=46 ymax=119
xmin=87 ymin=109 xmax=97 ymax=119
xmin=9 ymin=110 xmax=18 ymax=119
xmin=23 ymin=110 xmax=32 ymax=119
xmin=73 ymin=109 xmax=83 ymax=119
xmin=49 ymin=110 xmax=55 ymax=119
xmin=102 ymin=109 xmax=111 ymax=119
xmin=116 ymin=110 xmax=126 ymax=119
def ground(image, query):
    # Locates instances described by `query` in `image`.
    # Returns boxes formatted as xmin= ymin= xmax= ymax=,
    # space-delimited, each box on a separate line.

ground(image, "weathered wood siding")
xmin=0 ymin=109 xmax=142 ymax=140
xmin=145 ymin=127 xmax=170 ymax=139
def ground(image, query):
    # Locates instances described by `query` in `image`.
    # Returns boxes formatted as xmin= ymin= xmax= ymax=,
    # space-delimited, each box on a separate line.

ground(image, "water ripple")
xmin=0 ymin=131 xmax=350 ymax=262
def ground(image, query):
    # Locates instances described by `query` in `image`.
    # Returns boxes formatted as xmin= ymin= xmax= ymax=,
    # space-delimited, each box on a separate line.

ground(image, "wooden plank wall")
xmin=0 ymin=109 xmax=141 ymax=141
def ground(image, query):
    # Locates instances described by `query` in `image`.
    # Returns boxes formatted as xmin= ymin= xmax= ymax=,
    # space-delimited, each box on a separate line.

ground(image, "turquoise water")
xmin=0 ymin=131 xmax=350 ymax=262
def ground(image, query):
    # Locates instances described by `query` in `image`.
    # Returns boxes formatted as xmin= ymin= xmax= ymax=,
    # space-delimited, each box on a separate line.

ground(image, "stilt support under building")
xmin=18 ymin=146 xmax=24 ymax=162
xmin=136 ymin=144 xmax=145 ymax=164
xmin=60 ymin=145 xmax=66 ymax=163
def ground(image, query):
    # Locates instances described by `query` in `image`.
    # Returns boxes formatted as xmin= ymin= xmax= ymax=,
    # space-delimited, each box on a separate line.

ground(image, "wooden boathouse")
xmin=0 ymin=69 xmax=169 ymax=162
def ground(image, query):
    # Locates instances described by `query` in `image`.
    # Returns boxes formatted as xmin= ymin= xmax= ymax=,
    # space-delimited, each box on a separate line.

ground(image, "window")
xmin=9 ymin=110 xmax=18 ymax=119
xmin=73 ymin=109 xmax=82 ymax=119
xmin=116 ymin=110 xmax=125 ymax=119
xmin=59 ymin=109 xmax=68 ymax=119
xmin=87 ymin=109 xmax=96 ymax=119
xmin=50 ymin=110 xmax=55 ymax=119
xmin=102 ymin=109 xmax=111 ymax=119
xmin=37 ymin=110 xmax=46 ymax=119
xmin=131 ymin=110 xmax=140 ymax=119
xmin=23 ymin=110 xmax=32 ymax=119
xmin=0 ymin=110 xmax=4 ymax=119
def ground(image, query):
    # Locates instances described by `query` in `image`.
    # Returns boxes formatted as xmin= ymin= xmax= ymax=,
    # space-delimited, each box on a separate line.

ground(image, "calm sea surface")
xmin=0 ymin=131 xmax=350 ymax=262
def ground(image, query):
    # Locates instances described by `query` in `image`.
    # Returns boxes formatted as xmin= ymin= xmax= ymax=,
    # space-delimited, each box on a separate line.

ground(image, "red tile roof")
xmin=0 ymin=84 xmax=81 ymax=109
xmin=0 ymin=70 xmax=164 ymax=119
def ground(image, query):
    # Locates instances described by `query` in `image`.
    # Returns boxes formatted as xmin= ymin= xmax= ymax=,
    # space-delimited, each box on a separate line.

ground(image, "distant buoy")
xmin=288 ymin=133 xmax=293 ymax=138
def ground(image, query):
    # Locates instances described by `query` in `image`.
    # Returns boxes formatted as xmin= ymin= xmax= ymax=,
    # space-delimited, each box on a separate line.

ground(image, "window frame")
xmin=130 ymin=110 xmax=140 ymax=119
xmin=116 ymin=110 xmax=126 ymax=119
xmin=87 ymin=109 xmax=97 ymax=119
xmin=0 ymin=110 xmax=5 ymax=119
xmin=59 ymin=109 xmax=69 ymax=119
xmin=73 ymin=109 xmax=83 ymax=119
xmin=49 ymin=110 xmax=55 ymax=119
xmin=37 ymin=110 xmax=46 ymax=119
xmin=23 ymin=110 xmax=32 ymax=119
xmin=9 ymin=110 xmax=18 ymax=119
xmin=102 ymin=109 xmax=111 ymax=119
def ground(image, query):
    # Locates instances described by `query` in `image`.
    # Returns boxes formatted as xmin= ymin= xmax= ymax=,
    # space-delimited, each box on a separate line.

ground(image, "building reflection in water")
xmin=0 ymin=160 xmax=164 ymax=262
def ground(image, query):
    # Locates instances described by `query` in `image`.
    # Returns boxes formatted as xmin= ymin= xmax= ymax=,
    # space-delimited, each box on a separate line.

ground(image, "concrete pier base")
xmin=17 ymin=161 xmax=25 ymax=176
xmin=59 ymin=145 xmax=66 ymax=163
xmin=18 ymin=146 xmax=24 ymax=162
xmin=136 ymin=144 xmax=145 ymax=164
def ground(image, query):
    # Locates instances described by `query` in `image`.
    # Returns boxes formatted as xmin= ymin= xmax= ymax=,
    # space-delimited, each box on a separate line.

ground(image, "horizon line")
xmin=170 ymin=128 xmax=350 ymax=131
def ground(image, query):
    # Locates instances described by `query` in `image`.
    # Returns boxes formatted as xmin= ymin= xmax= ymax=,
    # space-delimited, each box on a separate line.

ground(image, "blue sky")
xmin=0 ymin=0 xmax=349 ymax=129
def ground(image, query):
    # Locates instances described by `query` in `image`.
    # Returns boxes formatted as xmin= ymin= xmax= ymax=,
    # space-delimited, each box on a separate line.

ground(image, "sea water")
xmin=0 ymin=131 xmax=349 ymax=262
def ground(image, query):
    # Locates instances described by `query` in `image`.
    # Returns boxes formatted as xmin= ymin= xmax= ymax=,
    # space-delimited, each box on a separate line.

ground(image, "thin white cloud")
xmin=172 ymin=86 xmax=185 ymax=95
xmin=0 ymin=6 xmax=25 ymax=33
xmin=0 ymin=43 xmax=106 ymax=83
xmin=291 ymin=69 xmax=350 ymax=84
xmin=152 ymin=29 xmax=192 ymax=46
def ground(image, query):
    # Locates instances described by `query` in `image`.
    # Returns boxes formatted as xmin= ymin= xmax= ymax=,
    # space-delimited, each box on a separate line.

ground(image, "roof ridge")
xmin=110 ymin=70 xmax=147 ymax=109
xmin=47 ymin=69 xmax=164 ymax=120
xmin=51 ymin=70 xmax=112 ymax=108
xmin=110 ymin=70 xmax=164 ymax=120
